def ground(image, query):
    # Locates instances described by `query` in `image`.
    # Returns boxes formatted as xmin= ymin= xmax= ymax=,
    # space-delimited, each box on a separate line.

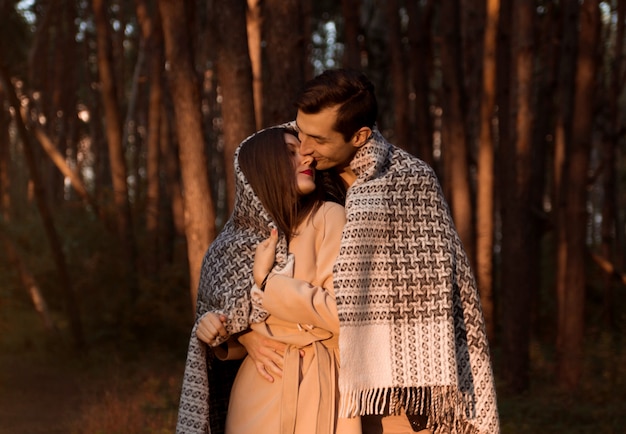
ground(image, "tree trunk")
xmin=136 ymin=0 xmax=163 ymax=276
xmin=247 ymin=0 xmax=263 ymax=130
xmin=31 ymin=123 xmax=97 ymax=211
xmin=554 ymin=0 xmax=580 ymax=357
xmin=500 ymin=0 xmax=536 ymax=394
xmin=406 ymin=0 xmax=434 ymax=164
xmin=600 ymin=0 xmax=625 ymax=330
xmin=530 ymin=2 xmax=559 ymax=339
xmin=0 ymin=229 xmax=57 ymax=333
xmin=160 ymin=103 xmax=185 ymax=239
xmin=476 ymin=0 xmax=499 ymax=342
xmin=0 ymin=65 xmax=84 ymax=349
xmin=1 ymin=89 xmax=11 ymax=219
xmin=92 ymin=0 xmax=140 ymax=302
xmin=341 ymin=0 xmax=361 ymax=69
xmin=261 ymin=0 xmax=306 ymax=126
xmin=438 ymin=0 xmax=475 ymax=266
xmin=384 ymin=0 xmax=409 ymax=149
xmin=158 ymin=0 xmax=216 ymax=310
xmin=214 ymin=0 xmax=256 ymax=212
xmin=558 ymin=0 xmax=600 ymax=390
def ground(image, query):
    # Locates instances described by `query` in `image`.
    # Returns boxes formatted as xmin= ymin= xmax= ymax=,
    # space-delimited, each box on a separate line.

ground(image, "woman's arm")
xmin=262 ymin=202 xmax=345 ymax=329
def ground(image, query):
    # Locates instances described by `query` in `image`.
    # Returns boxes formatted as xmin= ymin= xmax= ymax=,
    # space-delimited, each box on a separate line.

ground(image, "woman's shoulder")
xmin=312 ymin=201 xmax=346 ymax=226
xmin=321 ymin=200 xmax=345 ymax=216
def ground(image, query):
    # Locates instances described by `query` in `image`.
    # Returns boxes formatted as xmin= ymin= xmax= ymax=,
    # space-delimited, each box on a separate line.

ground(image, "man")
xmin=240 ymin=69 xmax=500 ymax=434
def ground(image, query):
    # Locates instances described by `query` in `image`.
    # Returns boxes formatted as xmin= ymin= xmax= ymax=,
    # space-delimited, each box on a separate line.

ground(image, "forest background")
xmin=0 ymin=0 xmax=625 ymax=433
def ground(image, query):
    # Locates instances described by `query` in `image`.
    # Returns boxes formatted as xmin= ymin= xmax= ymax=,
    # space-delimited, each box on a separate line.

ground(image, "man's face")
xmin=295 ymin=106 xmax=358 ymax=171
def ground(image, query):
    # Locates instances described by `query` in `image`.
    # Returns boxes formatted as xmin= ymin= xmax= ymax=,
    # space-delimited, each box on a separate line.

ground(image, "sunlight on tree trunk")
xmin=215 ymin=0 xmax=256 ymax=213
xmin=93 ymin=0 xmax=140 ymax=303
xmin=439 ymin=0 xmax=475 ymax=267
xmin=247 ymin=0 xmax=263 ymax=130
xmin=158 ymin=0 xmax=216 ymax=311
xmin=476 ymin=0 xmax=499 ymax=342
xmin=136 ymin=0 xmax=163 ymax=277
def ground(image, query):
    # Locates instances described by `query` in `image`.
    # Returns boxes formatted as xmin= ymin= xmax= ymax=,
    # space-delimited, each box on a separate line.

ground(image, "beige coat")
xmin=224 ymin=201 xmax=360 ymax=434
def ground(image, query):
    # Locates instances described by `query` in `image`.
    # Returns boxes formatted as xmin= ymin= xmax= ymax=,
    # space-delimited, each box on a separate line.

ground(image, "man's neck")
xmin=338 ymin=167 xmax=356 ymax=188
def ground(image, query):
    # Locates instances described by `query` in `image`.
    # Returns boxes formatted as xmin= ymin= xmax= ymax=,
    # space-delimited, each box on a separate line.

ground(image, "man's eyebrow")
xmin=295 ymin=122 xmax=327 ymax=141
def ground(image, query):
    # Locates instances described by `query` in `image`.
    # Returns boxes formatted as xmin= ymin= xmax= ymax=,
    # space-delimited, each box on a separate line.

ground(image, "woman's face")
xmin=286 ymin=133 xmax=316 ymax=196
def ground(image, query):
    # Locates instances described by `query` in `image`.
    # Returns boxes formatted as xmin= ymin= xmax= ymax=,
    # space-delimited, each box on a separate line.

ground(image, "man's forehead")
xmin=295 ymin=108 xmax=338 ymax=137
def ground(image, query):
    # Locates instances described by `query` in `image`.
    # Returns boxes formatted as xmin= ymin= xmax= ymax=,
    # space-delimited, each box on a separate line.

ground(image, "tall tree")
xmin=476 ymin=0 xmax=499 ymax=341
xmin=384 ymin=0 xmax=409 ymax=149
xmin=261 ymin=0 xmax=306 ymax=126
xmin=406 ymin=0 xmax=434 ymax=165
xmin=500 ymin=0 xmax=536 ymax=394
xmin=341 ymin=0 xmax=361 ymax=69
xmin=247 ymin=0 xmax=263 ymax=130
xmin=92 ymin=0 xmax=140 ymax=302
xmin=0 ymin=66 xmax=84 ymax=349
xmin=158 ymin=0 xmax=216 ymax=309
xmin=554 ymin=1 xmax=580 ymax=359
xmin=600 ymin=0 xmax=626 ymax=328
xmin=530 ymin=3 xmax=559 ymax=337
xmin=558 ymin=0 xmax=601 ymax=390
xmin=136 ymin=0 xmax=163 ymax=276
xmin=214 ymin=0 xmax=256 ymax=212
xmin=438 ymin=0 xmax=475 ymax=265
xmin=159 ymin=103 xmax=186 ymax=261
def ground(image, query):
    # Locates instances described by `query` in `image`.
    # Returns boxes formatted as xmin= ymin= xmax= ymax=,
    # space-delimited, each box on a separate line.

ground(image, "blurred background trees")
xmin=0 ymin=0 xmax=625 ymax=417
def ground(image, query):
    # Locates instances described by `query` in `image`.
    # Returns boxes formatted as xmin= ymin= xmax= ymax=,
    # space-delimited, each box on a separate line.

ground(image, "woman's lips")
xmin=301 ymin=169 xmax=313 ymax=176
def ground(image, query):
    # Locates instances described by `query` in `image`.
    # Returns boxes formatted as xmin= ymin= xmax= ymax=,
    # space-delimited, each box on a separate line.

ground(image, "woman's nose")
xmin=300 ymin=154 xmax=314 ymax=166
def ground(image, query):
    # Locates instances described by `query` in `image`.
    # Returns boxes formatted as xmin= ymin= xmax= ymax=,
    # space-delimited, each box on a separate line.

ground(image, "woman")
xmin=176 ymin=127 xmax=357 ymax=434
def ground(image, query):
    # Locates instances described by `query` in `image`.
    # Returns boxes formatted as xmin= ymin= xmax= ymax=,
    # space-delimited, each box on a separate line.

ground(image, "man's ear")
xmin=351 ymin=127 xmax=372 ymax=148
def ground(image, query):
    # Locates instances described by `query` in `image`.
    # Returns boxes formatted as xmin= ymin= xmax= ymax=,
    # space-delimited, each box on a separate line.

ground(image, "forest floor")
xmin=0 ymin=348 xmax=83 ymax=434
xmin=2 ymin=294 xmax=626 ymax=433
xmin=0 ymin=297 xmax=184 ymax=434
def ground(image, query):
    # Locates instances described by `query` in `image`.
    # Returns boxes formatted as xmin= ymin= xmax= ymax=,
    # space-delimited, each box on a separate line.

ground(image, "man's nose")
xmin=300 ymin=154 xmax=314 ymax=166
xmin=298 ymin=134 xmax=312 ymax=156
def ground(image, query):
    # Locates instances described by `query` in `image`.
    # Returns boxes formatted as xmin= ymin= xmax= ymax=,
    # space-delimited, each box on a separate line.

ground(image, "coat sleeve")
xmin=261 ymin=202 xmax=345 ymax=330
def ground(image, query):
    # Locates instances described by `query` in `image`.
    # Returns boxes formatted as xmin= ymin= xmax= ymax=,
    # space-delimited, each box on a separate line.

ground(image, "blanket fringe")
xmin=339 ymin=386 xmax=479 ymax=433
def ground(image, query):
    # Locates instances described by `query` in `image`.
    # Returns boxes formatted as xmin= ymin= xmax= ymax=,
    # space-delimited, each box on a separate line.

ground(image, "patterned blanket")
xmin=176 ymin=128 xmax=289 ymax=434
xmin=334 ymin=128 xmax=500 ymax=433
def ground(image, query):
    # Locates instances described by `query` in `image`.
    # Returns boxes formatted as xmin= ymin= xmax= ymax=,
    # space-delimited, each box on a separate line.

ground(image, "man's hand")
xmin=237 ymin=329 xmax=286 ymax=382
xmin=196 ymin=312 xmax=227 ymax=345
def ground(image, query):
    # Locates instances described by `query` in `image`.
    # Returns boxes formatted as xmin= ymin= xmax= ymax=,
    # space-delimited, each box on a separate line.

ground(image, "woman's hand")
xmin=196 ymin=312 xmax=228 ymax=345
xmin=253 ymin=228 xmax=278 ymax=287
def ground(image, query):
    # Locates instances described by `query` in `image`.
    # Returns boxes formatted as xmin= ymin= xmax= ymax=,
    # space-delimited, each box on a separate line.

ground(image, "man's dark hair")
xmin=295 ymin=69 xmax=378 ymax=141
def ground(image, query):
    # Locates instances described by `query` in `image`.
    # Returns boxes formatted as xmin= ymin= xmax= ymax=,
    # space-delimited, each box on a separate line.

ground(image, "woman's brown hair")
xmin=238 ymin=127 xmax=327 ymax=242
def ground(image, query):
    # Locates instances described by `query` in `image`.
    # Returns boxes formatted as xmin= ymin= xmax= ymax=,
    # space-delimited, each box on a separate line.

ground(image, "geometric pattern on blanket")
xmin=334 ymin=128 xmax=500 ymax=434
